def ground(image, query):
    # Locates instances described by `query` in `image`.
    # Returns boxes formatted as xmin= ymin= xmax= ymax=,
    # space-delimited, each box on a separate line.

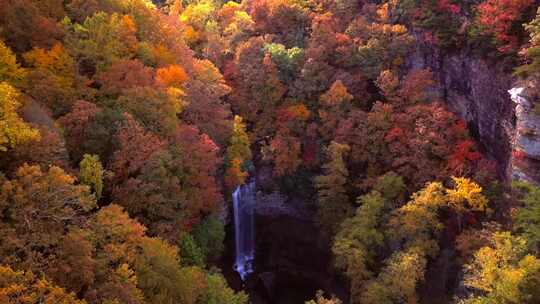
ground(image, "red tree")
xmin=109 ymin=113 xmax=166 ymax=184
xmin=58 ymin=100 xmax=101 ymax=161
xmin=95 ymin=59 xmax=155 ymax=96
xmin=171 ymin=124 xmax=223 ymax=216
xmin=476 ymin=0 xmax=534 ymax=53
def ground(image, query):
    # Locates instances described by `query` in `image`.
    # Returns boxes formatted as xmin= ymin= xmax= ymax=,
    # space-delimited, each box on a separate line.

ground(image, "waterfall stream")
xmin=233 ymin=181 xmax=256 ymax=280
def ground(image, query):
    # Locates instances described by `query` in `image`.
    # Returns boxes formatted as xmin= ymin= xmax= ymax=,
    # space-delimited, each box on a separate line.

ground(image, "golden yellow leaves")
xmin=0 ymin=83 xmax=40 ymax=152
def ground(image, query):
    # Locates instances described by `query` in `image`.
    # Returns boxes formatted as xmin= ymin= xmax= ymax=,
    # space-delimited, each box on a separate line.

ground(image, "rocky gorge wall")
xmin=508 ymin=86 xmax=540 ymax=184
xmin=407 ymin=34 xmax=540 ymax=185
xmin=236 ymin=168 xmax=348 ymax=304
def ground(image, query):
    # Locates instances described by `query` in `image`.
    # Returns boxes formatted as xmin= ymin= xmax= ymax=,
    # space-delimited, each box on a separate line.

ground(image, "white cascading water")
xmin=509 ymin=87 xmax=528 ymax=106
xmin=233 ymin=181 xmax=256 ymax=280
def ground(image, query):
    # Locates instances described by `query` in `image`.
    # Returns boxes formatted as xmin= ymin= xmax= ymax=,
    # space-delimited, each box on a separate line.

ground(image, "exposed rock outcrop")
xmin=508 ymin=86 xmax=540 ymax=184
xmin=407 ymin=34 xmax=516 ymax=180
xmin=255 ymin=191 xmax=314 ymax=219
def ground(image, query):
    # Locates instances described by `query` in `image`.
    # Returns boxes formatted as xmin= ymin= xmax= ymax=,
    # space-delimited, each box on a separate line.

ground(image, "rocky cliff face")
xmin=508 ymin=86 xmax=540 ymax=184
xmin=407 ymin=35 xmax=519 ymax=181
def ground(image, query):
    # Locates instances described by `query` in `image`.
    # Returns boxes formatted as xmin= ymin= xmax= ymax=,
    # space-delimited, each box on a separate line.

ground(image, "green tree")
xmin=362 ymin=249 xmax=426 ymax=304
xmin=179 ymin=234 xmax=205 ymax=267
xmin=79 ymin=154 xmax=104 ymax=200
xmin=263 ymin=43 xmax=304 ymax=82
xmin=333 ymin=191 xmax=389 ymax=301
xmin=315 ymin=141 xmax=352 ymax=237
xmin=202 ymin=272 xmax=248 ymax=304
xmin=133 ymin=237 xmax=186 ymax=304
xmin=63 ymin=12 xmax=138 ymax=72
xmin=514 ymin=181 xmax=540 ymax=253
xmin=516 ymin=7 xmax=540 ymax=77
xmin=373 ymin=171 xmax=406 ymax=203
xmin=331 ymin=173 xmax=405 ymax=302
xmin=118 ymin=86 xmax=180 ymax=137
xmin=193 ymin=215 xmax=225 ymax=262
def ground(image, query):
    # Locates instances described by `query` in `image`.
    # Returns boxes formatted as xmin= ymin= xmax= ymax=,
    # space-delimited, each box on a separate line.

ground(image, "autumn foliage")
xmin=0 ymin=0 xmax=535 ymax=303
xmin=476 ymin=0 xmax=534 ymax=53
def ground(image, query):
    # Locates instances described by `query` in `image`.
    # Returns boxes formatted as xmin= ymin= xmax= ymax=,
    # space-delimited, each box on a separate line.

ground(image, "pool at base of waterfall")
xmin=225 ymin=180 xmax=348 ymax=303
xmin=234 ymin=255 xmax=254 ymax=281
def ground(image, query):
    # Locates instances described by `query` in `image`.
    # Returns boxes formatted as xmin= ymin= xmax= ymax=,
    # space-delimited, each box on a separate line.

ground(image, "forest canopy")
xmin=1 ymin=0 xmax=540 ymax=303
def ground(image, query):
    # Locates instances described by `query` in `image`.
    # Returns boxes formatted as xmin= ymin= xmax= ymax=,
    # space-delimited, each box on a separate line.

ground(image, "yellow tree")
xmin=446 ymin=177 xmax=489 ymax=232
xmin=79 ymin=154 xmax=104 ymax=200
xmin=225 ymin=115 xmax=251 ymax=189
xmin=0 ymin=40 xmax=26 ymax=85
xmin=179 ymin=0 xmax=218 ymax=49
xmin=353 ymin=181 xmax=445 ymax=304
xmin=133 ymin=237 xmax=188 ymax=303
xmin=446 ymin=177 xmax=489 ymax=213
xmin=361 ymin=248 xmax=427 ymax=304
xmin=0 ymin=264 xmax=86 ymax=304
xmin=224 ymin=157 xmax=248 ymax=190
xmin=462 ymin=232 xmax=540 ymax=303
xmin=0 ymin=83 xmax=40 ymax=151
xmin=378 ymin=178 xmax=489 ymax=304
xmin=388 ymin=181 xmax=446 ymax=256
xmin=375 ymin=69 xmax=399 ymax=101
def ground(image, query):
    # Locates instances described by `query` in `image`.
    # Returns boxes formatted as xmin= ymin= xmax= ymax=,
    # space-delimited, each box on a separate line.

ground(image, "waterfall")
xmin=509 ymin=87 xmax=530 ymax=107
xmin=233 ymin=180 xmax=256 ymax=280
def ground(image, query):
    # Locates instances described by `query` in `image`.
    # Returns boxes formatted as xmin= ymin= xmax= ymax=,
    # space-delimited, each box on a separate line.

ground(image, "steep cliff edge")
xmin=407 ymin=35 xmax=520 ymax=181
xmin=509 ymin=86 xmax=540 ymax=184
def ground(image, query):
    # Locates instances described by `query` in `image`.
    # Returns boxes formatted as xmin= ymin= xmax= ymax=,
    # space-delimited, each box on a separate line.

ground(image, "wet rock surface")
xmin=252 ymin=209 xmax=347 ymax=304
xmin=251 ymin=183 xmax=346 ymax=303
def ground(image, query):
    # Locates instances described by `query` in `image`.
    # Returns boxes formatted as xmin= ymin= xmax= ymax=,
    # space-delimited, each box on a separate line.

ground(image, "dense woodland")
xmin=2 ymin=0 xmax=540 ymax=303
